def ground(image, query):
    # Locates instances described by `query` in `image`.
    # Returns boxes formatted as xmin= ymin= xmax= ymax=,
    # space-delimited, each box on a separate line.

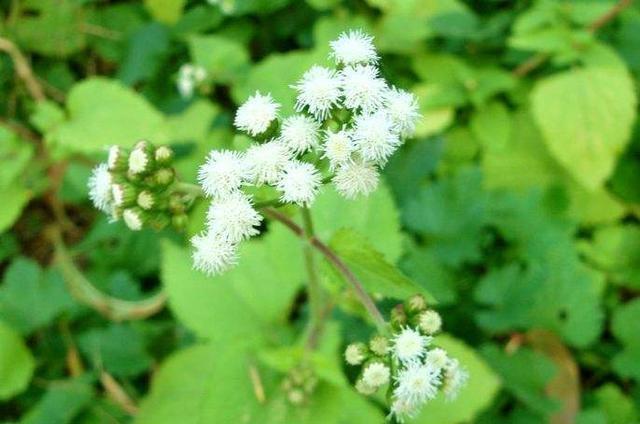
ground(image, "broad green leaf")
xmin=579 ymin=224 xmax=640 ymax=289
xmin=400 ymin=246 xmax=457 ymax=305
xmin=188 ymin=35 xmax=250 ymax=84
xmin=415 ymin=335 xmax=500 ymax=424
xmin=312 ymin=181 xmax=403 ymax=262
xmin=51 ymin=78 xmax=169 ymax=153
xmin=117 ymin=23 xmax=171 ymax=86
xmin=144 ymin=0 xmax=186 ymax=24
xmin=328 ymin=229 xmax=426 ymax=300
xmin=21 ymin=380 xmax=94 ymax=424
xmin=0 ymin=183 xmax=31 ymax=234
xmin=161 ymin=225 xmax=304 ymax=343
xmin=531 ymin=66 xmax=637 ymax=190
xmin=611 ymin=299 xmax=640 ymax=381
xmin=0 ymin=320 xmax=34 ymax=400
xmin=470 ymin=101 xmax=511 ymax=151
xmin=0 ymin=257 xmax=74 ymax=334
xmin=78 ymin=323 xmax=152 ymax=377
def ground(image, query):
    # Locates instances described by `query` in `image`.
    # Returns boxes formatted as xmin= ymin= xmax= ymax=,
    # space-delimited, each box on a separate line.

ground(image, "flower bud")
xmin=360 ymin=360 xmax=390 ymax=389
xmin=154 ymin=145 xmax=174 ymax=165
xmin=148 ymin=213 xmax=171 ymax=231
xmin=169 ymin=194 xmax=186 ymax=214
xmin=137 ymin=190 xmax=157 ymax=210
xmin=111 ymin=183 xmax=137 ymax=207
xmin=417 ymin=310 xmax=442 ymax=335
xmin=171 ymin=213 xmax=189 ymax=231
xmin=154 ymin=167 xmax=175 ymax=187
xmin=390 ymin=304 xmax=407 ymax=329
xmin=369 ymin=335 xmax=389 ymax=356
xmin=108 ymin=146 xmax=129 ymax=171
xmin=128 ymin=143 xmax=155 ymax=175
xmin=123 ymin=207 xmax=147 ymax=231
xmin=287 ymin=389 xmax=305 ymax=405
xmin=345 ymin=342 xmax=368 ymax=366
xmin=355 ymin=378 xmax=376 ymax=395
xmin=405 ymin=294 xmax=427 ymax=315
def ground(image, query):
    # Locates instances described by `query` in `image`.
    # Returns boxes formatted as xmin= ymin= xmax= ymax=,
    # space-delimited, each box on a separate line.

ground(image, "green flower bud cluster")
xmin=280 ymin=363 xmax=318 ymax=406
xmin=104 ymin=141 xmax=188 ymax=231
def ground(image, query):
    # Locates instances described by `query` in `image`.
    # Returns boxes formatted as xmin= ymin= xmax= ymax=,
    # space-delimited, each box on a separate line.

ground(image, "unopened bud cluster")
xmin=88 ymin=141 xmax=190 ymax=231
xmin=191 ymin=29 xmax=421 ymax=277
xmin=344 ymin=294 xmax=468 ymax=423
xmin=280 ymin=363 xmax=319 ymax=406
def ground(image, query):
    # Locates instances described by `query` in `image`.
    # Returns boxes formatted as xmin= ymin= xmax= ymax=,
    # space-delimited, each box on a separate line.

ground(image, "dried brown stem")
xmin=0 ymin=36 xmax=45 ymax=101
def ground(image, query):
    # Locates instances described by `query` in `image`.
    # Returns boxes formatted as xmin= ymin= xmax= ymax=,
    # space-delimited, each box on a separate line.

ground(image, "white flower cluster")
xmin=192 ymin=30 xmax=420 ymax=276
xmin=344 ymin=296 xmax=468 ymax=423
xmin=177 ymin=64 xmax=207 ymax=98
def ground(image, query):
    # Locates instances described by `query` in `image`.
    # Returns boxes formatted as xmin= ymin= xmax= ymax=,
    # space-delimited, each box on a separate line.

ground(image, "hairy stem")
xmin=301 ymin=207 xmax=324 ymax=345
xmin=262 ymin=207 xmax=388 ymax=332
xmin=49 ymin=227 xmax=167 ymax=321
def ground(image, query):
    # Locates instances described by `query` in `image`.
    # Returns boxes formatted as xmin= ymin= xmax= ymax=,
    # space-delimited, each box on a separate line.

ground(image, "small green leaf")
xmin=470 ymin=101 xmax=511 ymax=151
xmin=0 ymin=320 xmax=34 ymax=400
xmin=188 ymin=35 xmax=250 ymax=84
xmin=144 ymin=0 xmax=186 ymax=24
xmin=611 ymin=299 xmax=640 ymax=381
xmin=21 ymin=380 xmax=94 ymax=424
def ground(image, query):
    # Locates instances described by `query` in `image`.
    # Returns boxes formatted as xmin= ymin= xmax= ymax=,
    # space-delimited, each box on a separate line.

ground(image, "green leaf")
xmin=161 ymin=225 xmax=304 ymax=343
xmin=328 ymin=229 xmax=426 ymax=300
xmin=188 ymin=35 xmax=250 ymax=84
xmin=144 ymin=0 xmax=186 ymax=24
xmin=21 ymin=380 xmax=94 ymax=424
xmin=579 ymin=224 xmax=640 ymax=289
xmin=118 ymin=23 xmax=171 ymax=86
xmin=611 ymin=299 xmax=640 ymax=381
xmin=0 ymin=320 xmax=34 ymax=400
xmin=531 ymin=66 xmax=637 ymax=190
xmin=591 ymin=383 xmax=639 ymax=424
xmin=51 ymin=78 xmax=169 ymax=153
xmin=415 ymin=335 xmax=500 ymax=424
xmin=312 ymin=181 xmax=403 ymax=262
xmin=0 ymin=183 xmax=31 ymax=234
xmin=0 ymin=257 xmax=74 ymax=334
xmin=78 ymin=323 xmax=152 ymax=377
xmin=470 ymin=101 xmax=511 ymax=151
xmin=400 ymin=246 xmax=458 ymax=305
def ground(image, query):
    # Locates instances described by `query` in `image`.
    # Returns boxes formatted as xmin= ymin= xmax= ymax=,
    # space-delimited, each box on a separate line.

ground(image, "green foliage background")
xmin=1 ymin=0 xmax=639 ymax=422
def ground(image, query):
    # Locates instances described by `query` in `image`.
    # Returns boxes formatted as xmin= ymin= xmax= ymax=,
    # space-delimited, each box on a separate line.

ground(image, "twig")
xmin=512 ymin=0 xmax=633 ymax=77
xmin=100 ymin=371 xmax=139 ymax=415
xmin=261 ymin=207 xmax=388 ymax=332
xmin=300 ymin=207 xmax=324 ymax=334
xmin=248 ymin=364 xmax=266 ymax=404
xmin=0 ymin=36 xmax=45 ymax=101
xmin=49 ymin=226 xmax=167 ymax=321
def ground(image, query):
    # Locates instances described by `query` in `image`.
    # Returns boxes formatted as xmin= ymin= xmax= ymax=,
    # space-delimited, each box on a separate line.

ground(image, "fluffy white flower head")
xmin=394 ymin=361 xmax=441 ymax=405
xmin=123 ymin=209 xmax=143 ymax=231
xmin=276 ymin=161 xmax=321 ymax=206
xmin=280 ymin=115 xmax=320 ymax=155
xmin=234 ymin=91 xmax=280 ymax=136
xmin=392 ymin=327 xmax=431 ymax=363
xmin=425 ymin=347 xmax=449 ymax=370
xmin=206 ymin=192 xmax=262 ymax=243
xmin=353 ymin=110 xmax=401 ymax=164
xmin=340 ymin=65 xmax=387 ymax=113
xmin=443 ymin=359 xmax=469 ymax=401
xmin=362 ymin=362 xmax=390 ymax=388
xmin=198 ymin=150 xmax=248 ymax=199
xmin=293 ymin=66 xmax=342 ymax=120
xmin=333 ymin=160 xmax=379 ymax=199
xmin=128 ymin=148 xmax=150 ymax=174
xmin=177 ymin=64 xmax=207 ymax=98
xmin=330 ymin=30 xmax=378 ymax=65
xmin=345 ymin=344 xmax=366 ymax=366
xmin=388 ymin=398 xmax=420 ymax=424
xmin=355 ymin=379 xmax=377 ymax=395
xmin=245 ymin=140 xmax=290 ymax=185
xmin=385 ymin=87 xmax=421 ymax=137
xmin=88 ymin=164 xmax=113 ymax=214
xmin=418 ymin=310 xmax=442 ymax=335
xmin=322 ymin=129 xmax=355 ymax=170
xmin=191 ymin=232 xmax=238 ymax=276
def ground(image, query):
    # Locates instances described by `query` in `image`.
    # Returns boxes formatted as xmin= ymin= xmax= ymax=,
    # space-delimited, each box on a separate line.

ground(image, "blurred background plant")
xmin=0 ymin=0 xmax=639 ymax=423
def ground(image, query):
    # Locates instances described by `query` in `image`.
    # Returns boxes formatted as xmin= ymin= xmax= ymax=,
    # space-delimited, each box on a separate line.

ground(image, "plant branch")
xmin=261 ymin=207 xmax=387 ymax=332
xmin=0 ymin=36 xmax=45 ymax=101
xmin=300 ymin=207 xmax=324 ymax=346
xmin=49 ymin=227 xmax=167 ymax=321
xmin=512 ymin=0 xmax=633 ymax=77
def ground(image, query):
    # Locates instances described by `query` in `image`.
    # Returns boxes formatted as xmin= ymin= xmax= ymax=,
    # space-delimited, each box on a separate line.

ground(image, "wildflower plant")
xmin=87 ymin=29 xmax=467 ymax=421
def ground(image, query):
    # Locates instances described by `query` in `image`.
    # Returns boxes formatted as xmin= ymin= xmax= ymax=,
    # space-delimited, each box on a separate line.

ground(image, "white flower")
xmin=425 ymin=348 xmax=449 ymax=370
xmin=123 ymin=208 xmax=143 ymax=231
xmin=177 ymin=64 xmax=207 ymax=98
xmin=418 ymin=310 xmax=442 ymax=335
xmin=88 ymin=164 xmax=113 ymax=214
xmin=330 ymin=30 xmax=378 ymax=65
xmin=234 ymin=91 xmax=280 ymax=136
xmin=198 ymin=150 xmax=248 ymax=199
xmin=245 ymin=140 xmax=291 ymax=185
xmin=322 ymin=129 xmax=355 ymax=170
xmin=206 ymin=192 xmax=262 ymax=243
xmin=333 ymin=160 xmax=379 ymax=199
xmin=355 ymin=379 xmax=377 ymax=395
xmin=394 ymin=360 xmax=441 ymax=405
xmin=276 ymin=161 xmax=321 ymax=206
xmin=388 ymin=398 xmax=419 ymax=424
xmin=128 ymin=147 xmax=151 ymax=174
xmin=339 ymin=64 xmax=387 ymax=113
xmin=345 ymin=344 xmax=366 ymax=365
xmin=384 ymin=87 xmax=421 ymax=137
xmin=191 ymin=231 xmax=238 ymax=276
xmin=352 ymin=110 xmax=401 ymax=165
xmin=443 ymin=359 xmax=469 ymax=401
xmin=392 ymin=327 xmax=431 ymax=363
xmin=293 ymin=66 xmax=342 ymax=120
xmin=279 ymin=115 xmax=321 ymax=155
xmin=362 ymin=362 xmax=390 ymax=388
